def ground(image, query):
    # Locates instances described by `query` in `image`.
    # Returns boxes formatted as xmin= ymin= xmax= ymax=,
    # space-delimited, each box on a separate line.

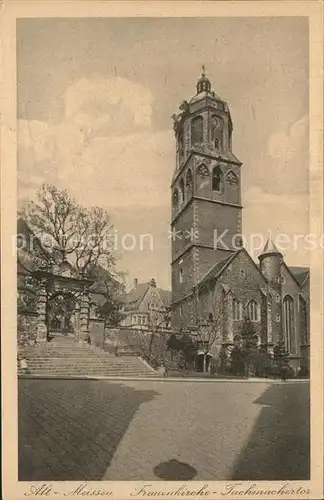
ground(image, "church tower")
xmin=171 ymin=69 xmax=243 ymax=305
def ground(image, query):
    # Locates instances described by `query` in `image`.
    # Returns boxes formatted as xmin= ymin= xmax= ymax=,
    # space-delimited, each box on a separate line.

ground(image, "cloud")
xmin=267 ymin=115 xmax=308 ymax=161
xmin=64 ymin=77 xmax=153 ymax=130
xmin=17 ymin=77 xmax=174 ymax=207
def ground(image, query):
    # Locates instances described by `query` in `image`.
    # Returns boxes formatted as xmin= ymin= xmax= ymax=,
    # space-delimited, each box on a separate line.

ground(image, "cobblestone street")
xmin=19 ymin=379 xmax=310 ymax=481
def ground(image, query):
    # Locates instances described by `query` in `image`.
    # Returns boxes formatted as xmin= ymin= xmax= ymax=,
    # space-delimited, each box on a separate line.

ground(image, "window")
xmin=179 ymin=268 xmax=184 ymax=283
xmin=179 ymin=178 xmax=185 ymax=205
xmin=191 ymin=116 xmax=203 ymax=144
xmin=276 ymin=294 xmax=281 ymax=303
xmin=275 ymin=276 xmax=281 ymax=284
xmin=225 ymin=171 xmax=238 ymax=185
xmin=276 ymin=313 xmax=281 ymax=323
xmin=197 ymin=163 xmax=209 ymax=177
xmin=281 ymin=277 xmax=285 ymax=284
xmin=178 ymin=131 xmax=184 ymax=158
xmin=246 ymin=300 xmax=260 ymax=322
xmin=208 ymin=313 xmax=214 ymax=323
xmin=212 ymin=166 xmax=223 ymax=192
xmin=299 ymin=296 xmax=308 ymax=344
xmin=211 ymin=115 xmax=222 ymax=150
xmin=172 ymin=189 xmax=179 ymax=209
xmin=233 ymin=298 xmax=242 ymax=320
xmin=240 ymin=269 xmax=245 ymax=278
xmin=283 ymin=295 xmax=295 ymax=353
xmin=186 ymin=169 xmax=192 ymax=186
xmin=133 ymin=315 xmax=137 ymax=324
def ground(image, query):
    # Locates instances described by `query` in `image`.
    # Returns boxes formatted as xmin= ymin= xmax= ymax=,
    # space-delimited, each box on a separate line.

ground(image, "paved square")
xmin=19 ymin=379 xmax=309 ymax=481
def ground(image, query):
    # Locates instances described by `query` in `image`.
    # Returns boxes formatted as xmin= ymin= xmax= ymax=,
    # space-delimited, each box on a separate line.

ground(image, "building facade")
xmin=121 ymin=278 xmax=171 ymax=331
xmin=170 ymin=70 xmax=310 ymax=372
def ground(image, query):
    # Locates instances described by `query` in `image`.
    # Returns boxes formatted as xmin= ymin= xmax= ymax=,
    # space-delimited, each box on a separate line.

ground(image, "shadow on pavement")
xmin=230 ymin=382 xmax=310 ymax=480
xmin=18 ymin=379 xmax=158 ymax=480
xmin=154 ymin=459 xmax=197 ymax=480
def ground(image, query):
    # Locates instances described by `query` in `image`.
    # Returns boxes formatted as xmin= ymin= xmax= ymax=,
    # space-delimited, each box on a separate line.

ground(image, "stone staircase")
xmin=18 ymin=336 xmax=158 ymax=378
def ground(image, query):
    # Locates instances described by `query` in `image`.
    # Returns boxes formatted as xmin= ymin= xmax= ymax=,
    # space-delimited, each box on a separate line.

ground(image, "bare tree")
xmin=20 ymin=184 xmax=124 ymax=328
xmin=134 ymin=305 xmax=171 ymax=368
xmin=174 ymin=284 xmax=228 ymax=373
xmin=23 ymin=183 xmax=115 ymax=275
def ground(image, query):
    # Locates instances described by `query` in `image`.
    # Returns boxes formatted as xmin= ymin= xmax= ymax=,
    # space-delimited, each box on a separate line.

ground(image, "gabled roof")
xmin=198 ymin=247 xmax=268 ymax=288
xmin=281 ymin=261 xmax=307 ymax=288
xmin=158 ymin=288 xmax=172 ymax=307
xmin=123 ymin=282 xmax=171 ymax=310
xmin=198 ymin=252 xmax=238 ymax=286
xmin=124 ymin=283 xmax=150 ymax=307
xmin=288 ymin=266 xmax=310 ymax=287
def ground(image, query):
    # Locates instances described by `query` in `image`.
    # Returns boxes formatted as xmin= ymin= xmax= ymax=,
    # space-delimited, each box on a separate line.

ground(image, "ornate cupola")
xmin=196 ymin=65 xmax=211 ymax=94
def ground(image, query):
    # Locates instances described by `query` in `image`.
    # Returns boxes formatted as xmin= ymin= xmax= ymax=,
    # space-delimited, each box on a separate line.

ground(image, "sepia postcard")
xmin=1 ymin=1 xmax=323 ymax=499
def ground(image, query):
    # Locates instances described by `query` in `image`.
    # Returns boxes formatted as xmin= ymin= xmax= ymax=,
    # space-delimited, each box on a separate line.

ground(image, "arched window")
xmin=172 ymin=189 xmax=179 ymax=209
xmin=246 ymin=300 xmax=260 ymax=322
xmin=179 ymin=178 xmax=185 ymax=204
xmin=233 ymin=298 xmax=242 ymax=321
xmin=191 ymin=116 xmax=203 ymax=144
xmin=178 ymin=131 xmax=184 ymax=159
xmin=212 ymin=166 xmax=223 ymax=192
xmin=208 ymin=313 xmax=214 ymax=324
xmin=283 ymin=295 xmax=295 ymax=352
xmin=179 ymin=267 xmax=184 ymax=283
xmin=299 ymin=296 xmax=308 ymax=344
xmin=214 ymin=138 xmax=220 ymax=149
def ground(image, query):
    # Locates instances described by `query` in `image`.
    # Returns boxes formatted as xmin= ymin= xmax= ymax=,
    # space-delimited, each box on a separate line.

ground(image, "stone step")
xmin=20 ymin=367 xmax=156 ymax=373
xmin=18 ymin=341 xmax=157 ymax=378
xmin=20 ymin=351 xmax=113 ymax=358
xmin=18 ymin=371 xmax=158 ymax=377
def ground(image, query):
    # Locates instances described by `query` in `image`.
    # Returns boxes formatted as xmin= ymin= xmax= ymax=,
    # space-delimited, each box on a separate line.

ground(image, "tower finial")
xmin=196 ymin=65 xmax=211 ymax=94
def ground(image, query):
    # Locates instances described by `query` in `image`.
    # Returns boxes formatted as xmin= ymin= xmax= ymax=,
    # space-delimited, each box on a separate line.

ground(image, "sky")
xmin=17 ymin=17 xmax=309 ymax=290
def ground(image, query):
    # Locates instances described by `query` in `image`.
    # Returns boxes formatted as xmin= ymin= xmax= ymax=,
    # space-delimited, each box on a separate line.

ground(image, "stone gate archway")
xmin=34 ymin=270 xmax=93 ymax=343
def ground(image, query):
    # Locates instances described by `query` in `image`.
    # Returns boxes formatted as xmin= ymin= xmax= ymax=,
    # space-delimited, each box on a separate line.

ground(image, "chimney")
xmin=133 ymin=278 xmax=138 ymax=289
xmin=150 ymin=278 xmax=156 ymax=287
